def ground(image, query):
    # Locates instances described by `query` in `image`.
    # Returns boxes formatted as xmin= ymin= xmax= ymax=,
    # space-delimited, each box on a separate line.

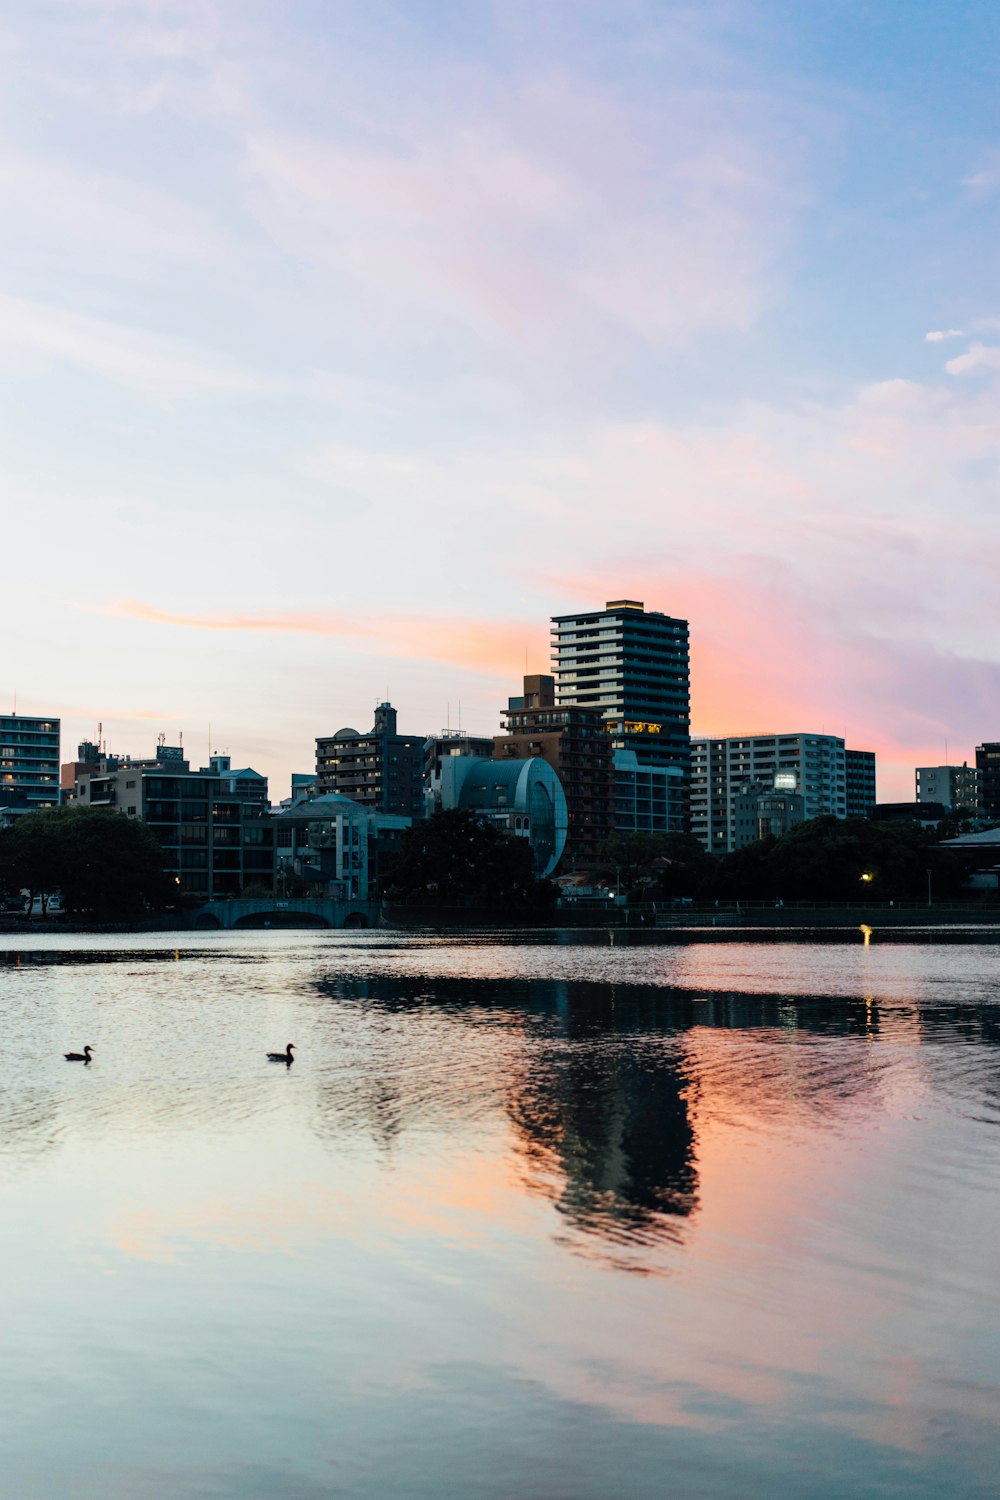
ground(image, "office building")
xmin=612 ymin=750 xmax=686 ymax=836
xmin=691 ymin=733 xmax=848 ymax=854
xmin=845 ymin=749 xmax=877 ymax=818
xmin=0 ymin=713 xmax=60 ymax=811
xmin=75 ymin=743 xmax=272 ymax=899
xmin=495 ymin=674 xmax=612 ymax=866
xmin=975 ymin=743 xmax=1000 ymax=820
xmin=916 ymin=764 xmax=979 ymax=813
xmin=316 ymin=702 xmax=424 ymax=819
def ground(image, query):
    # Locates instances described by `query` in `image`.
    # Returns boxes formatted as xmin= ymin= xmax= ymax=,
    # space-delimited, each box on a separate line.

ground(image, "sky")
xmin=2 ymin=0 xmax=999 ymax=801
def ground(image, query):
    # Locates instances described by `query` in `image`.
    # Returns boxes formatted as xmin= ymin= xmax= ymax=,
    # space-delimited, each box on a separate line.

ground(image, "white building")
xmin=269 ymin=793 xmax=409 ymax=900
xmin=915 ymin=764 xmax=979 ymax=811
xmin=691 ymin=733 xmax=848 ymax=854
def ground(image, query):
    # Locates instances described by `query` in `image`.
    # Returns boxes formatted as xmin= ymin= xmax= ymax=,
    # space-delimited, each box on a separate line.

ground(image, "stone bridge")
xmin=189 ymin=897 xmax=381 ymax=930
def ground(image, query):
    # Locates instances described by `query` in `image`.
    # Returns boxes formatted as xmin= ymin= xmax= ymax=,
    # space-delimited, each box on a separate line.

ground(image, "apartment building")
xmin=0 ymin=713 xmax=60 ymax=811
xmin=75 ymin=744 xmax=272 ymax=899
xmin=316 ymin=702 xmax=424 ymax=820
xmin=691 ymin=733 xmax=849 ymax=854
xmin=550 ymin=599 xmax=690 ymax=833
xmin=916 ymin=763 xmax=979 ymax=812
xmin=495 ymin=674 xmax=612 ymax=866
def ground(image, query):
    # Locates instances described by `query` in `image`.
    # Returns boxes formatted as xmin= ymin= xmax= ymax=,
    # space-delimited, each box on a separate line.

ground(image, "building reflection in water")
xmin=308 ymin=973 xmax=700 ymax=1256
xmin=302 ymin=971 xmax=966 ymax=1261
xmin=506 ymin=982 xmax=699 ymax=1252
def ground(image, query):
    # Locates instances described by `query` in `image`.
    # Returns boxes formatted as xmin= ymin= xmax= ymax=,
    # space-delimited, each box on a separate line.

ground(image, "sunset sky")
xmin=3 ymin=0 xmax=999 ymax=799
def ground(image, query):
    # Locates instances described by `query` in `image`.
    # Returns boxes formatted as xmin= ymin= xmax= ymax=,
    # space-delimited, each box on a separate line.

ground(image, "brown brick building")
xmin=494 ymin=675 xmax=612 ymax=869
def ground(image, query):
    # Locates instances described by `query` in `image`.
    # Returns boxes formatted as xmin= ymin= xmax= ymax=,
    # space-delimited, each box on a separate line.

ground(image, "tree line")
xmin=0 ymin=807 xmax=177 ymax=918
xmin=593 ymin=816 xmax=984 ymax=904
xmin=0 ymin=803 xmax=986 ymax=922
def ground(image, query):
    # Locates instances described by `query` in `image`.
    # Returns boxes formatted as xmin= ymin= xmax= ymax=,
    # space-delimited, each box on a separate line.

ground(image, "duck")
xmin=267 ymin=1043 xmax=295 ymax=1064
xmin=65 ymin=1045 xmax=94 ymax=1063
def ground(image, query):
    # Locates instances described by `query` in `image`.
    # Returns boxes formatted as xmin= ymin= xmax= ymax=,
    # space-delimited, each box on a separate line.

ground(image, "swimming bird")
xmin=267 ymin=1043 xmax=295 ymax=1064
xmin=64 ymin=1045 xmax=94 ymax=1063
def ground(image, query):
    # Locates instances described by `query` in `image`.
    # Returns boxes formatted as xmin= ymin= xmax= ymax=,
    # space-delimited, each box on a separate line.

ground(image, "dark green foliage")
xmin=0 ymin=807 xmax=177 ymax=918
xmin=594 ymin=832 xmax=715 ymax=901
xmin=387 ymin=809 xmax=556 ymax=913
xmin=706 ymin=815 xmax=974 ymax=902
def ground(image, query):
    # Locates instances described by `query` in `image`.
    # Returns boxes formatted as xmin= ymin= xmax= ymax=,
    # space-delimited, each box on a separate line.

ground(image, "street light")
xmin=860 ymin=871 xmax=875 ymax=884
xmin=926 ymin=867 xmax=933 ymax=908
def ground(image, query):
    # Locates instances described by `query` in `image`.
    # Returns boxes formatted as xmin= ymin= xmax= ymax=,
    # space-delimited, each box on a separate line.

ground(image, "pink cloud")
xmin=103 ymin=598 xmax=548 ymax=681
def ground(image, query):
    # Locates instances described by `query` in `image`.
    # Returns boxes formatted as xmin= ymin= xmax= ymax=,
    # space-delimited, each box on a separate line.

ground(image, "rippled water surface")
xmin=2 ymin=929 xmax=999 ymax=1498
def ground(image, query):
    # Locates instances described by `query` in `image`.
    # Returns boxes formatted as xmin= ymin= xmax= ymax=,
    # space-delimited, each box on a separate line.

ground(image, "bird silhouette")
xmin=64 ymin=1046 xmax=94 ymax=1063
xmin=267 ymin=1043 xmax=295 ymax=1065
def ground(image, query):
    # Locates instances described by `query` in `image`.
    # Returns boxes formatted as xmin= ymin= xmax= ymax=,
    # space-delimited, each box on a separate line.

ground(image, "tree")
xmin=594 ymin=831 xmax=716 ymax=901
xmin=703 ymin=814 xmax=972 ymax=903
xmin=4 ymin=807 xmax=177 ymax=918
xmin=386 ymin=809 xmax=555 ymax=913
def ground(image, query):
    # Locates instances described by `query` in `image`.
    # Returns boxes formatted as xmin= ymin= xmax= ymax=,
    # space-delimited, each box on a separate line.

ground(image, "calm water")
xmin=2 ymin=929 xmax=999 ymax=1499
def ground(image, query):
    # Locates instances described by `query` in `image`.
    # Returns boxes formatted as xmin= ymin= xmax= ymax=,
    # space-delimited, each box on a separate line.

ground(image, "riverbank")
xmin=3 ymin=901 xmax=1000 ymax=938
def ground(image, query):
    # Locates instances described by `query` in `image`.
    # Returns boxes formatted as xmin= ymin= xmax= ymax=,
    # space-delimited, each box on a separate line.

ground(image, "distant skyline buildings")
xmin=916 ymin=764 xmax=980 ymax=813
xmin=316 ymin=704 xmax=424 ymax=821
xmin=691 ymin=733 xmax=857 ymax=855
xmin=73 ymin=744 xmax=271 ymax=900
xmin=0 ymin=714 xmax=60 ymax=812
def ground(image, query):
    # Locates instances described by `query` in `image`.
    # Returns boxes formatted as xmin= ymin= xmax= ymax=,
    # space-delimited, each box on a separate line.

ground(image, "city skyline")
xmin=4 ymin=2 xmax=999 ymax=799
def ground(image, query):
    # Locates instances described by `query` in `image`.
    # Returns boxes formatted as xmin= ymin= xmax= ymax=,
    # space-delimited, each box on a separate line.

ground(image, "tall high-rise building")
xmin=551 ymin=600 xmax=690 ymax=769
xmin=0 ymin=713 xmax=60 ymax=811
xmin=550 ymin=599 xmax=689 ymax=833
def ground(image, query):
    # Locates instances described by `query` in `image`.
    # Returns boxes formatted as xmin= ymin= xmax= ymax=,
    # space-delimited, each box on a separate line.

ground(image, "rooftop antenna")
xmin=458 ymin=700 xmax=462 ymax=733
xmin=447 ymin=701 xmax=450 ymax=736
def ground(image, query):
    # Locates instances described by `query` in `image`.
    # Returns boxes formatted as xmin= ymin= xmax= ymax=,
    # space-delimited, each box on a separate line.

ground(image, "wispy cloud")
xmin=240 ymin=61 xmax=807 ymax=361
xmin=0 ymin=292 xmax=271 ymax=399
xmin=961 ymin=157 xmax=1000 ymax=196
xmin=924 ymin=329 xmax=965 ymax=342
xmin=99 ymin=599 xmax=547 ymax=679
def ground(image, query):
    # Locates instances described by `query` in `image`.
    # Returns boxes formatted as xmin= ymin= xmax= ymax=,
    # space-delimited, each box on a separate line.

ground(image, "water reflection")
xmin=1 ymin=934 xmax=1000 ymax=1499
